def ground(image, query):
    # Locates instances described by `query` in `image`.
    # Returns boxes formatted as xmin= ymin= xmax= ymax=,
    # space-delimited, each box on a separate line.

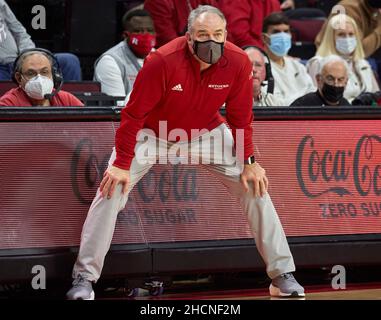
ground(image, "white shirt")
xmin=271 ymin=56 xmax=316 ymax=106
xmin=307 ymin=55 xmax=380 ymax=103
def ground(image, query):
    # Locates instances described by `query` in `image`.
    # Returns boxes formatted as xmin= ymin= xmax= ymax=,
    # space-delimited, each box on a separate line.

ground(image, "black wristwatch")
xmin=244 ymin=155 xmax=256 ymax=165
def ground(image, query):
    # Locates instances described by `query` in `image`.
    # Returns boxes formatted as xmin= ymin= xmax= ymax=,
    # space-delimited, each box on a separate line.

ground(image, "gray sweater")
xmin=94 ymin=41 xmax=142 ymax=97
xmin=0 ymin=0 xmax=35 ymax=64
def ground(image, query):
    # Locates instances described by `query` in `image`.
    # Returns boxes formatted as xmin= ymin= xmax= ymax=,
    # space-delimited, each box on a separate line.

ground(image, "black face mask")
xmin=368 ymin=0 xmax=381 ymax=8
xmin=321 ymin=83 xmax=345 ymax=104
xmin=193 ymin=40 xmax=224 ymax=64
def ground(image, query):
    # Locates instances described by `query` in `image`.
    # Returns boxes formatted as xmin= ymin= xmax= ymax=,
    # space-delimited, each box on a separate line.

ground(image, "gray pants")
xmin=72 ymin=124 xmax=295 ymax=282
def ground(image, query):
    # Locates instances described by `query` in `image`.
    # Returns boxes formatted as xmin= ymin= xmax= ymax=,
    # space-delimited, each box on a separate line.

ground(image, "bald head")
xmin=316 ymin=55 xmax=349 ymax=91
xmin=321 ymin=60 xmax=347 ymax=79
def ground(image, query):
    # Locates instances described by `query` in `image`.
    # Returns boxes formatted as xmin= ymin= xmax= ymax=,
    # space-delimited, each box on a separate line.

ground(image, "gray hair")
xmin=187 ymin=5 xmax=226 ymax=33
xmin=14 ymin=50 xmax=53 ymax=74
xmin=318 ymin=54 xmax=350 ymax=75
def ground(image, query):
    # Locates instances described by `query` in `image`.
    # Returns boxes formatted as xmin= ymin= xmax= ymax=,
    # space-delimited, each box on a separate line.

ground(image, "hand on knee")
xmin=99 ymin=165 xmax=130 ymax=199
xmin=240 ymin=163 xmax=269 ymax=197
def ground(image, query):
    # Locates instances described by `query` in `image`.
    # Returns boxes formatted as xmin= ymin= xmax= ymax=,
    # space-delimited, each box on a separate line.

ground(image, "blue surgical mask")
xmin=335 ymin=36 xmax=357 ymax=55
xmin=267 ymin=32 xmax=292 ymax=57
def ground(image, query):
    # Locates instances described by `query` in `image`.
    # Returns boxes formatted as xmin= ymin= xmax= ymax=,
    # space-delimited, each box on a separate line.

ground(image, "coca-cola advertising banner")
xmin=0 ymin=120 xmax=380 ymax=250
xmin=257 ymin=120 xmax=381 ymax=237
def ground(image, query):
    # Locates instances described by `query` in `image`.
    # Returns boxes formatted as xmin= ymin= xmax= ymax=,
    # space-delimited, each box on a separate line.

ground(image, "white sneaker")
xmin=269 ymin=273 xmax=305 ymax=297
xmin=66 ymin=275 xmax=95 ymax=300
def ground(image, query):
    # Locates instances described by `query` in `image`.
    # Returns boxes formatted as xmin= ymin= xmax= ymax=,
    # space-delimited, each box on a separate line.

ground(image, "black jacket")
xmin=290 ymin=90 xmax=351 ymax=107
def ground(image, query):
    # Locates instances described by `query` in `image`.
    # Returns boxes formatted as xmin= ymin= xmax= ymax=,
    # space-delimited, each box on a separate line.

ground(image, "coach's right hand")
xmin=99 ymin=165 xmax=130 ymax=199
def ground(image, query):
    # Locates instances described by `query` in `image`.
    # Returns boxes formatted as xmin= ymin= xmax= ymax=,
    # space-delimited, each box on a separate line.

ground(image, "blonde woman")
xmin=307 ymin=13 xmax=379 ymax=103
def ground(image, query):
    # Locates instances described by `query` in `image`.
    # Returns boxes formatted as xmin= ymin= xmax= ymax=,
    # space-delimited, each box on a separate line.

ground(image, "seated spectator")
xmin=307 ymin=14 xmax=379 ymax=103
xmin=262 ymin=12 xmax=316 ymax=105
xmin=244 ymin=46 xmax=285 ymax=106
xmin=0 ymin=0 xmax=81 ymax=81
xmin=291 ymin=55 xmax=351 ymax=106
xmin=315 ymin=0 xmax=381 ymax=58
xmin=93 ymin=9 xmax=156 ymax=98
xmin=221 ymin=0 xmax=281 ymax=49
xmin=144 ymin=0 xmax=219 ymax=48
xmin=0 ymin=49 xmax=83 ymax=107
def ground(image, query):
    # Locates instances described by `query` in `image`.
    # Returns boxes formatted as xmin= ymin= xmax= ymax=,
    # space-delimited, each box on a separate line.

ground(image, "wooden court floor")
xmin=129 ymin=283 xmax=381 ymax=300
xmin=2 ymin=270 xmax=381 ymax=300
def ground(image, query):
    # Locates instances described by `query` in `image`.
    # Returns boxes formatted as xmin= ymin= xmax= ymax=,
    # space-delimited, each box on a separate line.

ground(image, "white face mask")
xmin=335 ymin=36 xmax=357 ymax=55
xmin=23 ymin=74 xmax=54 ymax=100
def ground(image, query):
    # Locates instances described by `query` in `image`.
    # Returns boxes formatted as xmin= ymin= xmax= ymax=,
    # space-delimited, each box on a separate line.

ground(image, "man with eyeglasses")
xmin=244 ymin=46 xmax=285 ymax=107
xmin=290 ymin=55 xmax=351 ymax=106
xmin=0 ymin=50 xmax=83 ymax=107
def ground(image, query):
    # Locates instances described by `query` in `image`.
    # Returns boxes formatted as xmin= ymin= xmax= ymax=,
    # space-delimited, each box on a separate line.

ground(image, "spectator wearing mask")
xmin=262 ymin=12 xmax=315 ymax=105
xmin=244 ymin=46 xmax=285 ymax=106
xmin=0 ymin=49 xmax=83 ymax=107
xmin=0 ymin=0 xmax=81 ymax=81
xmin=307 ymin=14 xmax=379 ymax=103
xmin=291 ymin=55 xmax=351 ymax=106
xmin=221 ymin=0 xmax=281 ymax=49
xmin=94 ymin=9 xmax=156 ymax=98
xmin=315 ymin=0 xmax=381 ymax=58
xmin=144 ymin=0 xmax=218 ymax=48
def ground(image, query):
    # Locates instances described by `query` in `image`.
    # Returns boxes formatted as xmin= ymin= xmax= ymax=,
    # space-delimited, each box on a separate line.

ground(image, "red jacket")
xmin=144 ymin=0 xmax=220 ymax=48
xmin=114 ymin=36 xmax=254 ymax=170
xmin=221 ymin=0 xmax=281 ymax=48
xmin=0 ymin=87 xmax=84 ymax=107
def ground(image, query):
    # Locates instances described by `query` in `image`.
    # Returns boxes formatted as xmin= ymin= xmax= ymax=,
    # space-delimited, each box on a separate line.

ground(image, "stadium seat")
xmin=61 ymin=81 xmax=101 ymax=93
xmin=0 ymin=81 xmax=16 ymax=97
xmin=290 ymin=18 xmax=326 ymax=43
xmin=287 ymin=9 xmax=326 ymax=60
xmin=315 ymin=0 xmax=340 ymax=17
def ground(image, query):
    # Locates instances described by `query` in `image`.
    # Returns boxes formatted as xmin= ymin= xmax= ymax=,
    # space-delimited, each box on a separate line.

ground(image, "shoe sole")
xmin=67 ymin=290 xmax=95 ymax=300
xmin=269 ymin=284 xmax=305 ymax=297
xmin=83 ymin=291 xmax=95 ymax=300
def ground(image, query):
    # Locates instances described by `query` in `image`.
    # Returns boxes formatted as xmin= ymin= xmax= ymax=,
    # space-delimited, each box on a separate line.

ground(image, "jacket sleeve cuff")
xmin=112 ymin=157 xmax=133 ymax=171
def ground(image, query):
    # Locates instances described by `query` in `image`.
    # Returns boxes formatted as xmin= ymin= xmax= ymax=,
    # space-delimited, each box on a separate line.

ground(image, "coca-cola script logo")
xmin=296 ymin=135 xmax=381 ymax=198
xmin=71 ymin=139 xmax=198 ymax=205
xmin=71 ymin=139 xmax=110 ymax=204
